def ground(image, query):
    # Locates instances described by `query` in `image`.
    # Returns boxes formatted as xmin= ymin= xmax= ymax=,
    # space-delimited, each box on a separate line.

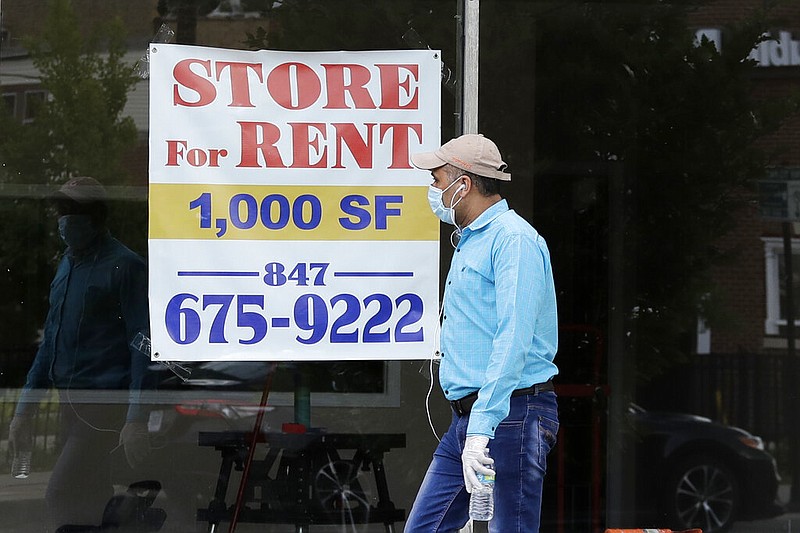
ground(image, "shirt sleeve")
xmin=118 ymin=254 xmax=155 ymax=422
xmin=14 ymin=342 xmax=54 ymax=416
xmin=466 ymin=232 xmax=545 ymax=437
xmin=14 ymin=257 xmax=70 ymax=416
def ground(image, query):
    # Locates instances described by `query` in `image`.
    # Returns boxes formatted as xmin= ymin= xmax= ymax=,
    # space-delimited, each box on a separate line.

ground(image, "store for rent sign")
xmin=148 ymin=44 xmax=441 ymax=361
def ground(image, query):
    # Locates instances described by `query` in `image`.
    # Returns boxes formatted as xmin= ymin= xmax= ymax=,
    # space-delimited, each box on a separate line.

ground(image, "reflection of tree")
xmin=245 ymin=0 xmax=453 ymax=52
xmin=244 ymin=1 xmax=800 ymax=381
xmin=529 ymin=3 xmax=799 ymax=380
xmin=0 ymin=0 xmax=137 ymax=184
xmin=243 ymin=0 xmax=458 ymax=131
xmin=0 ymin=0 xmax=139 ymax=349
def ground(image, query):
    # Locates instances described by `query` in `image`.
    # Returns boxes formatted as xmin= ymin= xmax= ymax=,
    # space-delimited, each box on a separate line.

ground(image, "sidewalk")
xmin=732 ymin=484 xmax=799 ymax=532
xmin=0 ymin=471 xmax=49 ymax=532
xmin=732 ymin=510 xmax=800 ymax=532
xmin=3 ymin=474 xmax=799 ymax=533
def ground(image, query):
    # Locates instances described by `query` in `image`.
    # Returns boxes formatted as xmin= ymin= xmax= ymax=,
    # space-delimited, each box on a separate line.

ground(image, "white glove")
xmin=119 ymin=422 xmax=151 ymax=469
xmin=461 ymin=435 xmax=494 ymax=493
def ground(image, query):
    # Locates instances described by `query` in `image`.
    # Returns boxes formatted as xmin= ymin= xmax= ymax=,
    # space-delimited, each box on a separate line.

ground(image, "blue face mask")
xmin=427 ymin=178 xmax=466 ymax=226
xmin=58 ymin=215 xmax=99 ymax=250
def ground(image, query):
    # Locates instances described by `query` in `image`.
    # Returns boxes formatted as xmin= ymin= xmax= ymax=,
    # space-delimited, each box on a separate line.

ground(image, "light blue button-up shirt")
xmin=439 ymin=199 xmax=558 ymax=438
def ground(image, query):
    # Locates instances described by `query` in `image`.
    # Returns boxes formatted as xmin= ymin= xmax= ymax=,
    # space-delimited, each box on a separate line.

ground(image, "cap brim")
xmin=411 ymin=151 xmax=448 ymax=170
xmin=489 ymin=170 xmax=512 ymax=181
xmin=48 ymin=189 xmax=76 ymax=204
xmin=51 ymin=190 xmax=104 ymax=204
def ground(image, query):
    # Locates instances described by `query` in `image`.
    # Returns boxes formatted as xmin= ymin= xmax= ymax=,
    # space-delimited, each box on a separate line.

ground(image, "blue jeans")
xmin=405 ymin=391 xmax=559 ymax=533
xmin=47 ymin=402 xmax=125 ymax=528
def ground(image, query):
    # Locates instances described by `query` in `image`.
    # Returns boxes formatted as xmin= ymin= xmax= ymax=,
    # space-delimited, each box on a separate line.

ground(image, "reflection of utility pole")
xmin=175 ymin=0 xmax=199 ymax=44
xmin=784 ymin=221 xmax=800 ymax=508
xmin=606 ymin=162 xmax=636 ymax=525
xmin=758 ymin=179 xmax=800 ymax=509
xmin=155 ymin=0 xmax=199 ymax=44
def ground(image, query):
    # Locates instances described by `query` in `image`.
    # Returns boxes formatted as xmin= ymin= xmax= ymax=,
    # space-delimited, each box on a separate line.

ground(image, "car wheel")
xmin=664 ymin=455 xmax=739 ymax=533
xmin=313 ymin=458 xmax=372 ymax=523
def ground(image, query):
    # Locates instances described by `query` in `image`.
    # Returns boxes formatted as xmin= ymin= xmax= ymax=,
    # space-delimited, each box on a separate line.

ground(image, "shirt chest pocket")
xmin=452 ymin=254 xmax=493 ymax=292
xmin=83 ymin=283 xmax=121 ymax=319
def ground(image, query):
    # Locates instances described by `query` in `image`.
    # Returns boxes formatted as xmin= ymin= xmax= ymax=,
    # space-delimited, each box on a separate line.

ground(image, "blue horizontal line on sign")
xmin=333 ymin=272 xmax=414 ymax=277
xmin=177 ymin=271 xmax=261 ymax=277
xmin=271 ymin=317 xmax=291 ymax=328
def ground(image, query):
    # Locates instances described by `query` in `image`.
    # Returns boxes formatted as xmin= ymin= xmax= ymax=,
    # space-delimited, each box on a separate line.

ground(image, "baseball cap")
xmin=53 ymin=176 xmax=108 ymax=204
xmin=411 ymin=134 xmax=511 ymax=181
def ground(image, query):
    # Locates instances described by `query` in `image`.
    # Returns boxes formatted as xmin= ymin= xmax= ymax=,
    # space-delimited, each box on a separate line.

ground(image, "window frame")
xmin=23 ymin=89 xmax=46 ymax=123
xmin=763 ymin=236 xmax=800 ymax=335
xmin=2 ymin=92 xmax=17 ymax=117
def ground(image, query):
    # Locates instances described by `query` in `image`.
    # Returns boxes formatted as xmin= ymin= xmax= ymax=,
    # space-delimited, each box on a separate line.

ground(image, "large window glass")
xmin=2 ymin=1 xmax=799 ymax=532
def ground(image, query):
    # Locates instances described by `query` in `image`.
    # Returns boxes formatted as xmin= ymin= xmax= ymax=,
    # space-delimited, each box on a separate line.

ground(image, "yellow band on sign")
xmin=149 ymin=184 xmax=437 ymax=241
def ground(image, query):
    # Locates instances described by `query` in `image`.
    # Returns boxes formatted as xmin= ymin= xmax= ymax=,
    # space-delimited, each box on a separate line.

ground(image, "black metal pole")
xmin=782 ymin=222 xmax=800 ymax=507
xmin=606 ymin=163 xmax=635 ymax=524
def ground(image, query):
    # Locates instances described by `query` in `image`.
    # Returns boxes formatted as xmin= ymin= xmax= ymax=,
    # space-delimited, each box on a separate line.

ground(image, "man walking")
xmin=405 ymin=134 xmax=559 ymax=532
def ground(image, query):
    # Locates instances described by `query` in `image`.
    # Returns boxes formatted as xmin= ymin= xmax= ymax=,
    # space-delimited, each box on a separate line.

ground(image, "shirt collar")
xmin=67 ymin=229 xmax=110 ymax=259
xmin=463 ymin=199 xmax=509 ymax=234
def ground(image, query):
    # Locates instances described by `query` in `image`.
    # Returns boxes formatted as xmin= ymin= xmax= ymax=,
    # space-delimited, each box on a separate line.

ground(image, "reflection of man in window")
xmin=8 ymin=177 xmax=154 ymax=528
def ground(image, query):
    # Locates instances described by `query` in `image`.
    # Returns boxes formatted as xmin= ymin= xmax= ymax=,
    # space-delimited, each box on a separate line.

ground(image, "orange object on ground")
xmin=604 ymin=529 xmax=702 ymax=533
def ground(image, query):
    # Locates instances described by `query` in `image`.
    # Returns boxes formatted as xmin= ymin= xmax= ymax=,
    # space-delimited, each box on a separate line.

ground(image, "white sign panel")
xmin=148 ymin=44 xmax=441 ymax=361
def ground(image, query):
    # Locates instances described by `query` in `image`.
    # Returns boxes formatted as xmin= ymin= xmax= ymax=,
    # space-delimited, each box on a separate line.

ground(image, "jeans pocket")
xmin=537 ymin=415 xmax=559 ymax=469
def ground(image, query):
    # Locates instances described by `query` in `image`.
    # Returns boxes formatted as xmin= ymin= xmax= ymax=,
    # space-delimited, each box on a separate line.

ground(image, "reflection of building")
xmin=635 ymin=2 xmax=800 ymax=446
xmin=0 ymin=0 xmax=272 ymax=187
xmin=690 ymin=2 xmax=800 ymax=355
xmin=1 ymin=9 xmax=48 ymax=125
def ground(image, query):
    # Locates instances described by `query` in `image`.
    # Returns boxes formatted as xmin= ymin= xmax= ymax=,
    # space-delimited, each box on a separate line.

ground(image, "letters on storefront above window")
xmin=696 ymin=28 xmax=800 ymax=68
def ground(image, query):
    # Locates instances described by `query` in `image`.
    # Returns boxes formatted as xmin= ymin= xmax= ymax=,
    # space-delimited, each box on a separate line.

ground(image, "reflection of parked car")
xmin=147 ymin=361 xmax=274 ymax=446
xmin=141 ymin=360 xmax=396 ymax=531
xmin=147 ymin=360 xmax=387 ymax=443
xmin=629 ymin=403 xmax=783 ymax=533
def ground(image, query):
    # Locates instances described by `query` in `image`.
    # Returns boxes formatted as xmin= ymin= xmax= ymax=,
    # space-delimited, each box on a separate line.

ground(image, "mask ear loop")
xmin=65 ymin=252 xmax=121 ymax=438
xmin=449 ymin=181 xmax=467 ymax=248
